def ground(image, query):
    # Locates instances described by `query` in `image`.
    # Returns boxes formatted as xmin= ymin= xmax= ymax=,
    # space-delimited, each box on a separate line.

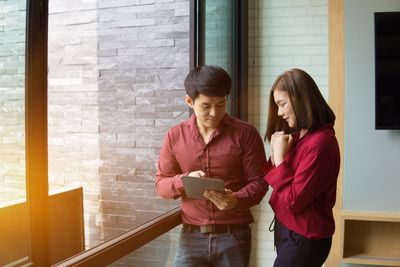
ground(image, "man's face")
xmin=185 ymin=93 xmax=227 ymax=130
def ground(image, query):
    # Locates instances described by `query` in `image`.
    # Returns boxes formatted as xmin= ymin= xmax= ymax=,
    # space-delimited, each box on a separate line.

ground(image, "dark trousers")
xmin=273 ymin=219 xmax=332 ymax=267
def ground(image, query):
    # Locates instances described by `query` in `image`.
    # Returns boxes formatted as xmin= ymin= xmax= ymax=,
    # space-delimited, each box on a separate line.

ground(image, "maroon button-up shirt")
xmin=156 ymin=113 xmax=268 ymax=225
xmin=264 ymin=124 xmax=340 ymax=239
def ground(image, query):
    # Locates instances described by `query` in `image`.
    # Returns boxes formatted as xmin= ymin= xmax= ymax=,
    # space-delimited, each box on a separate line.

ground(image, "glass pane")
xmin=204 ymin=0 xmax=234 ymax=114
xmin=204 ymin=0 xmax=233 ymax=71
xmin=0 ymin=0 xmax=29 ymax=265
xmin=47 ymin=0 xmax=189 ymax=264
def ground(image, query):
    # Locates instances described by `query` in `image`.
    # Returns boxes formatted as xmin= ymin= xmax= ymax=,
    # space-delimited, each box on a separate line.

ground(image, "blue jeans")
xmin=173 ymin=226 xmax=251 ymax=267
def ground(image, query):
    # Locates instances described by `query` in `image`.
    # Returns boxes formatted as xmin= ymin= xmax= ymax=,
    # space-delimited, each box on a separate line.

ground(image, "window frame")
xmin=23 ymin=0 xmax=248 ymax=265
xmin=26 ymin=0 xmax=50 ymax=265
xmin=52 ymin=207 xmax=181 ymax=267
xmin=191 ymin=0 xmax=248 ymax=120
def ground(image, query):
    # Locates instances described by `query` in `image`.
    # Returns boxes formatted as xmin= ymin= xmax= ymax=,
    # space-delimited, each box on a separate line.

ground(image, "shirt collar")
xmin=185 ymin=113 xmax=232 ymax=139
xmin=292 ymin=123 xmax=335 ymax=144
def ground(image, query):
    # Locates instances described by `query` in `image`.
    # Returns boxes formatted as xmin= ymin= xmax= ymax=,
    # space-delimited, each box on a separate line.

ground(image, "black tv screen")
xmin=374 ymin=12 xmax=400 ymax=129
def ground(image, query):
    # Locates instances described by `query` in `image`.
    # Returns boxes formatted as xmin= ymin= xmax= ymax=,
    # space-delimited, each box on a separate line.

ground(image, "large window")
xmin=0 ymin=0 xmax=248 ymax=266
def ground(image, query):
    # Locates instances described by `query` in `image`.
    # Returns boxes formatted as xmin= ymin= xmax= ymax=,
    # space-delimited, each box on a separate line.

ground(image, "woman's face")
xmin=273 ymin=89 xmax=296 ymax=128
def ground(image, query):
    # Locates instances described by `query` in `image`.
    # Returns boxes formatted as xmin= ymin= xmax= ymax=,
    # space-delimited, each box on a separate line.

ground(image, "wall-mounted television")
xmin=374 ymin=12 xmax=400 ymax=130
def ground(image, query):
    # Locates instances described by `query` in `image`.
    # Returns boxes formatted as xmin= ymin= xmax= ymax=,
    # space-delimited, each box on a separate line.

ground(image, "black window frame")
xmin=190 ymin=0 xmax=248 ymax=120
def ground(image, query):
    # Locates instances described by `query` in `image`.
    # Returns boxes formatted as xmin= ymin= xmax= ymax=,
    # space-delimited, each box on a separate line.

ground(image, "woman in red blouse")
xmin=263 ymin=68 xmax=340 ymax=267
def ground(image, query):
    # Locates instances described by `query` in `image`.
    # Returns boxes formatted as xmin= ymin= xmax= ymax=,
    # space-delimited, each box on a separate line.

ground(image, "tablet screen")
xmin=181 ymin=176 xmax=225 ymax=200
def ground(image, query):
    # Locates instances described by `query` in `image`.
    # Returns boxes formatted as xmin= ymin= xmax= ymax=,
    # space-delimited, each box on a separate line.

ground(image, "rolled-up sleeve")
xmin=156 ymin=131 xmax=185 ymax=199
xmin=234 ymin=128 xmax=268 ymax=210
xmin=264 ymin=145 xmax=334 ymax=214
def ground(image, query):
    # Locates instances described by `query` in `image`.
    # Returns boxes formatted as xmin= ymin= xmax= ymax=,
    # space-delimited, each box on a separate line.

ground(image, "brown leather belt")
xmin=183 ymin=224 xmax=249 ymax=234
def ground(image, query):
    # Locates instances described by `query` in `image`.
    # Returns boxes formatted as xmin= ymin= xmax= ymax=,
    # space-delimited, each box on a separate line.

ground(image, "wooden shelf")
xmin=341 ymin=211 xmax=400 ymax=266
xmin=342 ymin=211 xmax=400 ymax=222
xmin=342 ymin=253 xmax=400 ymax=266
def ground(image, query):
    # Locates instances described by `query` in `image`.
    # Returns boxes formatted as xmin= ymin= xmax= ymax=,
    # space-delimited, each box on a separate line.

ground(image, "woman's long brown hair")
xmin=264 ymin=68 xmax=335 ymax=142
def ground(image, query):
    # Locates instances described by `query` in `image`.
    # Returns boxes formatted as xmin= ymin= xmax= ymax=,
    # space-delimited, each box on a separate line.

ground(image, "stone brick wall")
xmin=0 ymin=0 xmax=26 ymax=203
xmin=47 ymin=0 xmax=190 ymax=256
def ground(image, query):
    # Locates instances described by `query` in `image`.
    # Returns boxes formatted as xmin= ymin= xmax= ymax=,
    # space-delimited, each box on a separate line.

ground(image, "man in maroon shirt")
xmin=156 ymin=65 xmax=268 ymax=267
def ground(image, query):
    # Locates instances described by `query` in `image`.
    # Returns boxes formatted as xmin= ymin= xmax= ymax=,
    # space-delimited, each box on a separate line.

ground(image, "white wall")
xmin=248 ymin=0 xmax=329 ymax=266
xmin=343 ymin=0 xmax=400 ymax=213
xmin=341 ymin=2 xmax=400 ymax=266
xmin=248 ymin=0 xmax=329 ymax=134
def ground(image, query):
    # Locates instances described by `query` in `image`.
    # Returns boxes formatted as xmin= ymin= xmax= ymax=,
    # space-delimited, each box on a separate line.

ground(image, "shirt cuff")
xmin=263 ymin=162 xmax=293 ymax=191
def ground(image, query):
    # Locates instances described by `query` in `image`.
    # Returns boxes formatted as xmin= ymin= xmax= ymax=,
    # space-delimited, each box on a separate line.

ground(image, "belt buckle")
xmin=200 ymin=225 xmax=214 ymax=233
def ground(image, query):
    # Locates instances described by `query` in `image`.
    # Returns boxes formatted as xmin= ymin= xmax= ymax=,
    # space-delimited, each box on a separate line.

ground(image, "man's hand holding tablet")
xmin=181 ymin=175 xmax=224 ymax=200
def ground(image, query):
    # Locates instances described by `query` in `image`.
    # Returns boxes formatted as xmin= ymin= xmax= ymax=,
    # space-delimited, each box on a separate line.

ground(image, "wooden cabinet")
xmin=341 ymin=212 xmax=400 ymax=266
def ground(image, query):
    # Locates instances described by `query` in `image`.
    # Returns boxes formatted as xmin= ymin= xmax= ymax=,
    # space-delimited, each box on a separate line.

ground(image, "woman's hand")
xmin=203 ymin=189 xmax=237 ymax=210
xmin=271 ymin=131 xmax=293 ymax=166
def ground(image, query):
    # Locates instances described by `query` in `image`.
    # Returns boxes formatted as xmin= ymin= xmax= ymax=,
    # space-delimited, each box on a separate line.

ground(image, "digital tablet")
xmin=181 ymin=176 xmax=225 ymax=200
